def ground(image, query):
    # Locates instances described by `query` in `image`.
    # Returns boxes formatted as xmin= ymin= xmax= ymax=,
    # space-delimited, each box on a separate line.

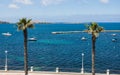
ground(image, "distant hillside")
xmin=0 ymin=20 xmax=10 ymax=24
xmin=32 ymin=20 xmax=52 ymax=24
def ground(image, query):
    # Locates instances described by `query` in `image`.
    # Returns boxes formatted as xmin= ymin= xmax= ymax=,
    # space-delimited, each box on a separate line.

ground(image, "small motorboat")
xmin=112 ymin=38 xmax=117 ymax=42
xmin=81 ymin=37 xmax=87 ymax=41
xmin=111 ymin=33 xmax=116 ymax=36
xmin=2 ymin=32 xmax=12 ymax=36
xmin=28 ymin=37 xmax=37 ymax=41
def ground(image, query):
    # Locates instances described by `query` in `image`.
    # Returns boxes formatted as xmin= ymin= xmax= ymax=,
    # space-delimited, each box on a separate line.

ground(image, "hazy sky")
xmin=0 ymin=0 xmax=120 ymax=22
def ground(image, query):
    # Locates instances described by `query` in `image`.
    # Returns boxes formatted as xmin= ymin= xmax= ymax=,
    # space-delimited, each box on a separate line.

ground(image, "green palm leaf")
xmin=86 ymin=22 xmax=104 ymax=37
xmin=17 ymin=18 xmax=34 ymax=31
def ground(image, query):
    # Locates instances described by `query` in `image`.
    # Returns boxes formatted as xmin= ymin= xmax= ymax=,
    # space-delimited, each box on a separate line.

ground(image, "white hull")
xmin=2 ymin=32 xmax=12 ymax=36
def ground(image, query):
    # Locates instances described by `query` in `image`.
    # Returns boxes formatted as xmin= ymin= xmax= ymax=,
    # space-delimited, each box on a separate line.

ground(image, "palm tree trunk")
xmin=92 ymin=33 xmax=96 ymax=75
xmin=23 ymin=29 xmax=28 ymax=75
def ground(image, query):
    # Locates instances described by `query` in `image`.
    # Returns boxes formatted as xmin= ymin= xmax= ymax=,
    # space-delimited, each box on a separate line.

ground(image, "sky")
xmin=0 ymin=0 xmax=120 ymax=23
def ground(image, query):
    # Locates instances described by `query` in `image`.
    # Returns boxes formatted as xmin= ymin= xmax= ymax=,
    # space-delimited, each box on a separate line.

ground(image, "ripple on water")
xmin=37 ymin=39 xmax=74 ymax=45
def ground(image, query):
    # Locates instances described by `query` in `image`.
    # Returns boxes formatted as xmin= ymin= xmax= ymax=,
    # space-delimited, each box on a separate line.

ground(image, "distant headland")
xmin=0 ymin=20 xmax=10 ymax=24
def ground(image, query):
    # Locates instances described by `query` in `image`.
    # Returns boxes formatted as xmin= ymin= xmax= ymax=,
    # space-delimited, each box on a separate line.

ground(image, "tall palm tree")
xmin=17 ymin=18 xmax=34 ymax=75
xmin=86 ymin=22 xmax=104 ymax=75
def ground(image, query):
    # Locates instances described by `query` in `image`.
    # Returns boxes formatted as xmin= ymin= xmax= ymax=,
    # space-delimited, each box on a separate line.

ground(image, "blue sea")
xmin=0 ymin=22 xmax=120 ymax=73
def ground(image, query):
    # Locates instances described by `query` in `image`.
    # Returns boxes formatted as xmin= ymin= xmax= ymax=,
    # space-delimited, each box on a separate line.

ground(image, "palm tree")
xmin=17 ymin=18 xmax=34 ymax=75
xmin=86 ymin=22 xmax=104 ymax=75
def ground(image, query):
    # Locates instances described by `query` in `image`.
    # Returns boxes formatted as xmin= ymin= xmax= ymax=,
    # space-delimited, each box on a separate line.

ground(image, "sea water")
xmin=0 ymin=23 xmax=120 ymax=73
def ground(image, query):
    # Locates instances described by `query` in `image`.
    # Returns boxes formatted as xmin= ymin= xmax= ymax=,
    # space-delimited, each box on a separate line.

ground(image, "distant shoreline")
xmin=0 ymin=22 xmax=120 ymax=25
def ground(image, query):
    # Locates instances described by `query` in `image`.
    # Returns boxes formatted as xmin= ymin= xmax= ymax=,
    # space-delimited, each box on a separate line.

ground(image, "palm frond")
xmin=85 ymin=22 xmax=104 ymax=37
xmin=17 ymin=18 xmax=34 ymax=31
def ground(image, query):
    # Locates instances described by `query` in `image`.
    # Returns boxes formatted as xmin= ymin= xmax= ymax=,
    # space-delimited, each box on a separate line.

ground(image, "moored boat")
xmin=2 ymin=32 xmax=12 ymax=36
xmin=112 ymin=38 xmax=117 ymax=42
xmin=81 ymin=37 xmax=87 ymax=41
xmin=28 ymin=37 xmax=37 ymax=41
xmin=111 ymin=33 xmax=117 ymax=36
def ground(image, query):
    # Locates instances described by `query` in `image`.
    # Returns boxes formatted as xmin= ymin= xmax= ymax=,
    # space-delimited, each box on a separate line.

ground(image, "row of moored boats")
xmin=1 ymin=32 xmax=37 ymax=41
xmin=1 ymin=32 xmax=118 ymax=42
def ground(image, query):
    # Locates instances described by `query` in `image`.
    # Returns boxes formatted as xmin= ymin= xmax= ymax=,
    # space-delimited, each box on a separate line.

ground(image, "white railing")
xmin=0 ymin=66 xmax=120 ymax=75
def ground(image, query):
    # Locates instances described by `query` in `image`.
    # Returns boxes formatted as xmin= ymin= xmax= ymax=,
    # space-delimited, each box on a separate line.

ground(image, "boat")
xmin=81 ymin=37 xmax=87 ymax=41
xmin=28 ymin=37 xmax=37 ymax=41
xmin=2 ymin=32 xmax=12 ymax=36
xmin=111 ymin=33 xmax=116 ymax=36
xmin=112 ymin=38 xmax=117 ymax=42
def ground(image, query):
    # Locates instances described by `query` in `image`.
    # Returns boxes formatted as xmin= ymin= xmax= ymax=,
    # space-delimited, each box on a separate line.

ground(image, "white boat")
xmin=28 ymin=37 xmax=37 ymax=41
xmin=112 ymin=38 xmax=117 ymax=42
xmin=81 ymin=37 xmax=87 ymax=41
xmin=2 ymin=32 xmax=12 ymax=36
xmin=111 ymin=33 xmax=116 ymax=36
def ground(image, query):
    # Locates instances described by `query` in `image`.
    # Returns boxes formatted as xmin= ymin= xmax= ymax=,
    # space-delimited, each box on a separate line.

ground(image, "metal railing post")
xmin=107 ymin=69 xmax=110 ymax=75
xmin=5 ymin=51 xmax=8 ymax=71
xmin=56 ymin=67 xmax=59 ymax=73
xmin=30 ymin=66 xmax=33 ymax=72
xmin=5 ymin=65 xmax=7 ymax=71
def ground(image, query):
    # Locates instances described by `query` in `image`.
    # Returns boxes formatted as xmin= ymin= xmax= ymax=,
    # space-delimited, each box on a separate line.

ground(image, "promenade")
xmin=0 ymin=71 xmax=119 ymax=75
